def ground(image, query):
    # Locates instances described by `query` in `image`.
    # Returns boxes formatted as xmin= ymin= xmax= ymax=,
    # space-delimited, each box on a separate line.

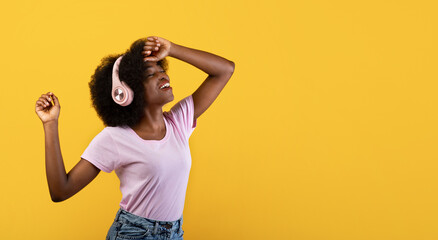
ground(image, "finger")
xmin=45 ymin=92 xmax=53 ymax=103
xmin=52 ymin=94 xmax=60 ymax=107
xmin=35 ymin=103 xmax=44 ymax=111
xmin=147 ymin=36 xmax=159 ymax=43
xmin=144 ymin=56 xmax=158 ymax=62
xmin=46 ymin=95 xmax=52 ymax=104
xmin=35 ymin=104 xmax=44 ymax=111
xmin=145 ymin=41 xmax=156 ymax=46
xmin=39 ymin=97 xmax=50 ymax=106
xmin=144 ymin=45 xmax=160 ymax=51
xmin=38 ymin=97 xmax=48 ymax=105
xmin=142 ymin=51 xmax=151 ymax=55
xmin=144 ymin=44 xmax=160 ymax=50
xmin=145 ymin=38 xmax=159 ymax=44
xmin=39 ymin=94 xmax=50 ymax=107
xmin=36 ymin=100 xmax=46 ymax=109
xmin=41 ymin=94 xmax=51 ymax=103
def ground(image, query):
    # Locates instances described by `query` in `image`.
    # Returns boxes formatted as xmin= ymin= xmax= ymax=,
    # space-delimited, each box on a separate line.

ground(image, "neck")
xmin=132 ymin=105 xmax=165 ymax=132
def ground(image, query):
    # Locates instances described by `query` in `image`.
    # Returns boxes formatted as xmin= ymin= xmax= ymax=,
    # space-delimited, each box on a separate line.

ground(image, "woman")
xmin=35 ymin=36 xmax=235 ymax=240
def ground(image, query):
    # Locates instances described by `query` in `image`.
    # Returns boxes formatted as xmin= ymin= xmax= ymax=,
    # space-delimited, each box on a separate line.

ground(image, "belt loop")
xmin=114 ymin=208 xmax=122 ymax=222
xmin=178 ymin=216 xmax=182 ymax=234
xmin=153 ymin=221 xmax=158 ymax=235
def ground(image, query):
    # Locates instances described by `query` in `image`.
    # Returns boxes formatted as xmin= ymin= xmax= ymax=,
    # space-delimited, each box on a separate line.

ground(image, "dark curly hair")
xmin=89 ymin=38 xmax=168 ymax=127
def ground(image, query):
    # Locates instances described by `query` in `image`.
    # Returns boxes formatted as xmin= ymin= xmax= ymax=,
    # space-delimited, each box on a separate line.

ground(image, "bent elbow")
xmin=51 ymin=195 xmax=65 ymax=203
xmin=228 ymin=61 xmax=235 ymax=74
xmin=219 ymin=61 xmax=235 ymax=79
xmin=50 ymin=192 xmax=67 ymax=203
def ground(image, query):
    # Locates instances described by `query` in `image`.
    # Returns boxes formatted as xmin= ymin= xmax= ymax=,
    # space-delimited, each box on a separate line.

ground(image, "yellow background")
xmin=0 ymin=0 xmax=437 ymax=239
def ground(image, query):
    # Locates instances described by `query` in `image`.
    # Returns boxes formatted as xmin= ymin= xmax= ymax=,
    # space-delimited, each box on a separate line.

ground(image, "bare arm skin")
xmin=169 ymin=42 xmax=235 ymax=120
xmin=143 ymin=36 xmax=235 ymax=120
xmin=36 ymin=92 xmax=100 ymax=202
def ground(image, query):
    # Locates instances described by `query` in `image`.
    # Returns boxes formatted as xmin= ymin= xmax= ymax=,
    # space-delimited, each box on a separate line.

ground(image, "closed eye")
xmin=146 ymin=70 xmax=166 ymax=78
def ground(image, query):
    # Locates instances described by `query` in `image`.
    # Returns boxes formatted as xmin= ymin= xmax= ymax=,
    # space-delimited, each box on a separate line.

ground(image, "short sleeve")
xmin=169 ymin=95 xmax=197 ymax=140
xmin=81 ymin=128 xmax=120 ymax=173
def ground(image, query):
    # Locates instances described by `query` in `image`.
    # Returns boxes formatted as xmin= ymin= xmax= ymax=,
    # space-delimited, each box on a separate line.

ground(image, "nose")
xmin=160 ymin=74 xmax=169 ymax=81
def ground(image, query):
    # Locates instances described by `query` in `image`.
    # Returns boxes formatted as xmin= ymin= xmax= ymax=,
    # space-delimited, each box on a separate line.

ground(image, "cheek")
xmin=144 ymin=84 xmax=157 ymax=97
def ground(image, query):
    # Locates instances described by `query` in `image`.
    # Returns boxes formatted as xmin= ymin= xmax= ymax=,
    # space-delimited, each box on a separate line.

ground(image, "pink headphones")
xmin=112 ymin=55 xmax=134 ymax=106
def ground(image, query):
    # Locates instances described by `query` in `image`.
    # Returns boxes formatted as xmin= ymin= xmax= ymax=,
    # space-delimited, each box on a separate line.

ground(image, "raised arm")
xmin=143 ymin=36 xmax=235 ymax=120
xmin=169 ymin=42 xmax=234 ymax=120
xmin=35 ymin=92 xmax=100 ymax=202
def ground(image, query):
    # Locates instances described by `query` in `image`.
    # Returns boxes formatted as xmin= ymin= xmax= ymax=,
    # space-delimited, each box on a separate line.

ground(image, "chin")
xmin=168 ymin=94 xmax=174 ymax=102
xmin=161 ymin=93 xmax=173 ymax=105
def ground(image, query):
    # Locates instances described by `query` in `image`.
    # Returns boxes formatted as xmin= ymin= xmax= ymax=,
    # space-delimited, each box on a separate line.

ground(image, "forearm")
xmin=43 ymin=121 xmax=68 ymax=202
xmin=169 ymin=42 xmax=234 ymax=76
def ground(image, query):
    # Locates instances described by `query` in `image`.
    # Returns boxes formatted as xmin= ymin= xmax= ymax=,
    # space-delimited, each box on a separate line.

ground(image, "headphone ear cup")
xmin=112 ymin=83 xmax=134 ymax=106
xmin=120 ymin=81 xmax=134 ymax=106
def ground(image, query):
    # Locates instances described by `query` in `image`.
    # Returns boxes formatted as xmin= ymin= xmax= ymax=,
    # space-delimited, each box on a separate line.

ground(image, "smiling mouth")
xmin=161 ymin=86 xmax=172 ymax=91
xmin=159 ymin=82 xmax=171 ymax=89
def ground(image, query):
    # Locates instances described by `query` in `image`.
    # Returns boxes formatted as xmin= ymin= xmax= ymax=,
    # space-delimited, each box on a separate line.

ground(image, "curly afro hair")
xmin=89 ymin=38 xmax=169 ymax=127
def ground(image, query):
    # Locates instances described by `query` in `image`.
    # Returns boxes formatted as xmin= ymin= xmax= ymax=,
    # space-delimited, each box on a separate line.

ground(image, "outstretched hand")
xmin=143 ymin=36 xmax=172 ymax=62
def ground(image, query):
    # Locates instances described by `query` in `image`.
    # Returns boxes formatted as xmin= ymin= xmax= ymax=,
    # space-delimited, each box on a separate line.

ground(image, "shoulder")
xmin=103 ymin=125 xmax=134 ymax=140
xmin=91 ymin=126 xmax=129 ymax=143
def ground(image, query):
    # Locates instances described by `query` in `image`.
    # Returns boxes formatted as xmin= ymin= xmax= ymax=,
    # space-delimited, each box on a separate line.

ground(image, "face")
xmin=142 ymin=61 xmax=174 ymax=107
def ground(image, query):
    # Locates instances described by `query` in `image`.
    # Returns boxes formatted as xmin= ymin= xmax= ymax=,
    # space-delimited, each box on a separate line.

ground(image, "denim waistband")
xmin=114 ymin=207 xmax=183 ymax=235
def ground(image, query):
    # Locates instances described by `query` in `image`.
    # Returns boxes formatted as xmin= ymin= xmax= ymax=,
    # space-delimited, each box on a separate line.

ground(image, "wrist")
xmin=43 ymin=120 xmax=58 ymax=129
xmin=168 ymin=42 xmax=179 ymax=58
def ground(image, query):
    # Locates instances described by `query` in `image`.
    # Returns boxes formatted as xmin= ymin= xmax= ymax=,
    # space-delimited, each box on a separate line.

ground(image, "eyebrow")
xmin=146 ymin=67 xmax=164 ymax=73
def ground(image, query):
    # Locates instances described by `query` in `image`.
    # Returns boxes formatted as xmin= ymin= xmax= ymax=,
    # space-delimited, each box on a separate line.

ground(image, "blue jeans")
xmin=106 ymin=208 xmax=184 ymax=240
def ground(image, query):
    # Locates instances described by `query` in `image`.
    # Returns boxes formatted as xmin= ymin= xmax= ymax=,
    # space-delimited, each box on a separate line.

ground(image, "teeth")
xmin=160 ymin=83 xmax=170 ymax=89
